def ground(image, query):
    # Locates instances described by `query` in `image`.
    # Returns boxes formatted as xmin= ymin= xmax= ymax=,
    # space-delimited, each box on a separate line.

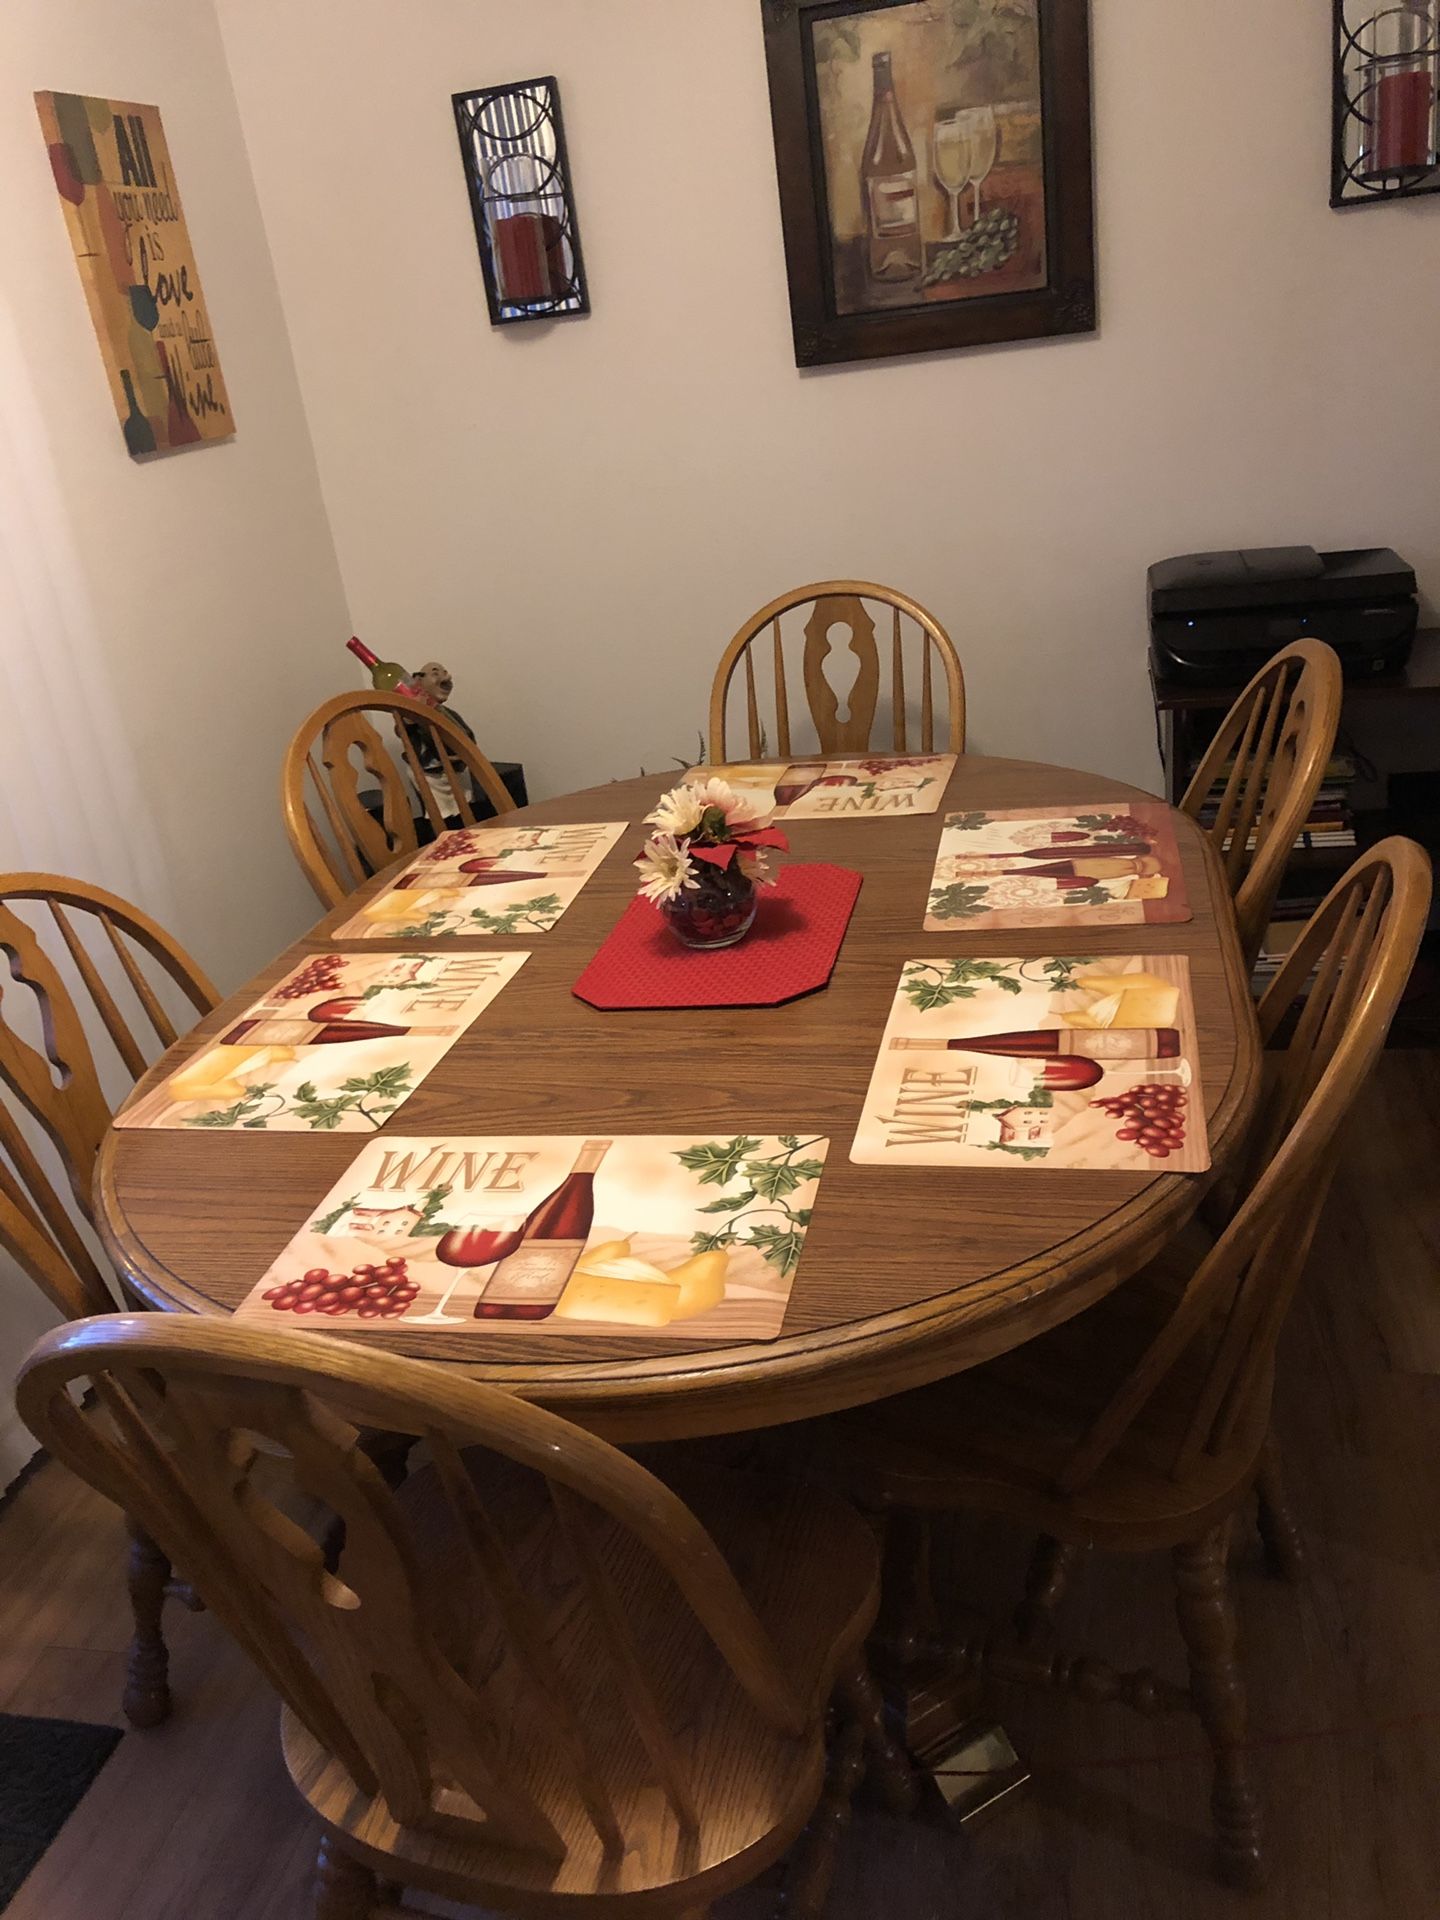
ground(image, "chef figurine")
xmin=399 ymin=659 xmax=481 ymax=825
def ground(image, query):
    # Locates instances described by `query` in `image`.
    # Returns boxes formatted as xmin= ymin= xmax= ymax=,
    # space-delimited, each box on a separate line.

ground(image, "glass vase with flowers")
xmin=635 ymin=777 xmax=789 ymax=950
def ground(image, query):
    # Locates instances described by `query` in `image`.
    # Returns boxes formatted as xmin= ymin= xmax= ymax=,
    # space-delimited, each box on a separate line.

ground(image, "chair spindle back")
xmin=708 ymin=581 xmax=966 ymax=764
xmin=18 ymin=1317 xmax=811 ymax=1857
xmin=1180 ymin=640 xmax=1343 ymax=969
xmin=1058 ymin=837 xmax=1431 ymax=1494
xmin=0 ymin=876 xmax=217 ymax=1321
xmin=283 ymin=692 xmax=515 ymax=909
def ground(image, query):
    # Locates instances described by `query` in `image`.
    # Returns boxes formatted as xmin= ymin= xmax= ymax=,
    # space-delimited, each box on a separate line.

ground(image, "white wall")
xmin=217 ymin=0 xmax=1440 ymax=801
xmin=0 ymin=0 xmax=352 ymax=1478
xmin=2 ymin=0 xmax=350 ymax=983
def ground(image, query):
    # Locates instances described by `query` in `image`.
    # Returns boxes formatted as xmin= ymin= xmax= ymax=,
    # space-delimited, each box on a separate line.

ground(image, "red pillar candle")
xmin=1375 ymin=67 xmax=1434 ymax=172
xmin=492 ymin=211 xmax=565 ymax=304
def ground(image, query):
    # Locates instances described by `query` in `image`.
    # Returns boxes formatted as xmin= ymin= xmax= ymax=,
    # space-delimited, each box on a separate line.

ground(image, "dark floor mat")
xmin=0 ymin=1712 xmax=122 ymax=1911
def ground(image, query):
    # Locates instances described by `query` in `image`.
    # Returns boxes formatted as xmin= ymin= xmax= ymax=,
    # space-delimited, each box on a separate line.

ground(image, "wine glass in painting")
xmin=415 ymin=1216 xmax=525 ymax=1322
xmin=957 ymin=104 xmax=999 ymax=224
xmin=932 ymin=109 xmax=974 ymax=241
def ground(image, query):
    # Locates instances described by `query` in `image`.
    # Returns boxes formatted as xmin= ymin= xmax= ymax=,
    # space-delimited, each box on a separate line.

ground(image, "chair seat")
xmin=281 ymin=1460 xmax=878 ymax=1913
xmin=822 ymin=1220 xmax=1272 ymax=1552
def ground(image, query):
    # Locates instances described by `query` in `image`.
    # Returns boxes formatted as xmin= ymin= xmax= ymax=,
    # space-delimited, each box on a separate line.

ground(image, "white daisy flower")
xmin=646 ymin=775 xmax=758 ymax=839
xmin=636 ymin=832 xmax=698 ymax=904
xmin=645 ymin=785 xmax=706 ymax=836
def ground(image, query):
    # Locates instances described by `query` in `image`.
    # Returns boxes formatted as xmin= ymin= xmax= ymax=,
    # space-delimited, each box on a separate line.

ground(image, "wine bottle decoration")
xmin=861 ymin=51 xmax=922 ymax=285
xmin=345 ymin=635 xmax=424 ymax=700
xmin=891 ymin=1027 xmax=1182 ymax=1063
xmin=475 ymin=1139 xmax=612 ymax=1320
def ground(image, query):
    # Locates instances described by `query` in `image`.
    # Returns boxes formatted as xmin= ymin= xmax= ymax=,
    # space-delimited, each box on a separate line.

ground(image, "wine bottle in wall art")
xmin=475 ymin=1138 xmax=612 ymax=1320
xmin=861 ymin=51 xmax=922 ymax=285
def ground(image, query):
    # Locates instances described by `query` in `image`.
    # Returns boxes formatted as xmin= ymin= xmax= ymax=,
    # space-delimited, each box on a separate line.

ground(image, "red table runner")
xmin=572 ymin=863 xmax=863 ymax=1010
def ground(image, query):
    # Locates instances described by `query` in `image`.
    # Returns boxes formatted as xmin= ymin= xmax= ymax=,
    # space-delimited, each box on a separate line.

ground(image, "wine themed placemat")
xmin=851 ymin=955 xmax=1208 ymax=1172
xmin=924 ymin=805 xmax=1193 ymax=930
xmin=333 ymin=822 xmax=628 ymax=939
xmin=693 ymin=756 xmax=955 ymax=822
xmin=116 ymin=951 xmax=527 ymax=1133
xmin=233 ymin=1133 xmax=829 ymax=1342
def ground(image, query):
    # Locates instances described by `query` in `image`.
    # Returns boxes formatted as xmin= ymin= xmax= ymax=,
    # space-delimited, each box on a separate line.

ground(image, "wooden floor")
xmin=3 ymin=1052 xmax=1439 ymax=1919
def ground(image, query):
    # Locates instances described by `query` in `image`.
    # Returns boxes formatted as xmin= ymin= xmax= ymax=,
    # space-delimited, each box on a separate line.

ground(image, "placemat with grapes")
xmin=116 ymin=950 xmax=527 ymax=1133
xmin=924 ymin=804 xmax=1192 ymax=931
xmin=234 ymin=1133 xmax=829 ymax=1343
xmin=333 ymin=821 xmax=627 ymax=939
xmin=851 ymin=954 xmax=1208 ymax=1171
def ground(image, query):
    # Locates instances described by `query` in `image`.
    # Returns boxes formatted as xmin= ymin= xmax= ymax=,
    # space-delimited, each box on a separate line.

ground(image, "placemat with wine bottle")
xmin=924 ymin=805 xmax=1193 ymax=930
xmin=115 ymin=951 xmax=527 ymax=1133
xmin=333 ymin=821 xmax=628 ymax=939
xmin=233 ymin=1133 xmax=829 ymax=1341
xmin=851 ymin=955 xmax=1208 ymax=1171
xmin=692 ymin=755 xmax=955 ymax=821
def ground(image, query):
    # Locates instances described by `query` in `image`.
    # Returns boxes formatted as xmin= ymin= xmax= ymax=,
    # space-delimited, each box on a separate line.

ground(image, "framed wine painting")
xmin=760 ymin=0 xmax=1095 ymax=366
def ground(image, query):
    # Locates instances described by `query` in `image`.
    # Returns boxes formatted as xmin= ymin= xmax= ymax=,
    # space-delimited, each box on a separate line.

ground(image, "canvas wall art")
xmin=761 ymin=0 xmax=1095 ymax=365
xmin=35 ymin=91 xmax=233 ymax=455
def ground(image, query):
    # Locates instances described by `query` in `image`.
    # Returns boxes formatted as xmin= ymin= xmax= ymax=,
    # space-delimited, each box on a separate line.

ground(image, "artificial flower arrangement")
xmin=636 ymin=777 xmax=789 ymax=949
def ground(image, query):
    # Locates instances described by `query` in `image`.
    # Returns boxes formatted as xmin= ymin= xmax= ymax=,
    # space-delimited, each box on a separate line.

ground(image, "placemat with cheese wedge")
xmin=333 ymin=821 xmax=628 ymax=939
xmin=233 ymin=1132 xmax=829 ymax=1340
xmin=116 ymin=950 xmax=528 ymax=1133
xmin=924 ymin=804 xmax=1192 ymax=930
xmin=691 ymin=756 xmax=954 ymax=822
xmin=851 ymin=955 xmax=1208 ymax=1172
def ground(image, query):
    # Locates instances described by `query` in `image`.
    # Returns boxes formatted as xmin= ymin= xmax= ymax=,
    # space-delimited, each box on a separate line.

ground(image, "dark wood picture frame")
xmin=760 ymin=0 xmax=1096 ymax=367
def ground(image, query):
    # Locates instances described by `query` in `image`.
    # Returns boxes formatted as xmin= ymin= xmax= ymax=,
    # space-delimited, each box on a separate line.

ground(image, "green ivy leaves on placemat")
xmin=677 ymin=1135 xmax=824 ymax=1276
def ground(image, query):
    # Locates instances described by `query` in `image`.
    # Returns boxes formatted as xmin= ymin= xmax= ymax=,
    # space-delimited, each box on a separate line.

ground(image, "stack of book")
xmin=1192 ymin=752 xmax=1360 ymax=992
xmin=1197 ymin=750 xmax=1357 ymax=858
xmin=1252 ymin=919 xmax=1305 ymax=990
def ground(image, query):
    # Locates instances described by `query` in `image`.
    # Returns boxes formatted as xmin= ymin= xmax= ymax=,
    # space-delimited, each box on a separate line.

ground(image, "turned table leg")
xmin=1015 ymin=1535 xmax=1083 ymax=1645
xmin=1173 ymin=1525 xmax=1266 ymax=1890
xmin=1255 ymin=1436 xmax=1308 ymax=1584
xmin=123 ymin=1517 xmax=172 ymax=1729
xmin=836 ymin=1654 xmax=917 ymax=1816
xmin=777 ymin=1711 xmax=865 ymax=1919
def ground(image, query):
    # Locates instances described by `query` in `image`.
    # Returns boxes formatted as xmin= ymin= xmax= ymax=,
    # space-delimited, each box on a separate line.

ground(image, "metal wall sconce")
xmin=1333 ymin=2 xmax=1440 ymax=205
xmin=452 ymin=76 xmax=589 ymax=322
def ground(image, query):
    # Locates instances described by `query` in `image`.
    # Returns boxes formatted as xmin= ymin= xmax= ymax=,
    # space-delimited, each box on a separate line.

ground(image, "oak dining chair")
xmin=0 ymin=873 xmax=218 ymax=1727
xmin=283 ymin=690 xmax=516 ymax=909
xmin=815 ymin=837 xmax=1430 ymax=1890
xmin=707 ymin=581 xmax=966 ymax=765
xmin=17 ymin=1316 xmax=905 ymax=1920
xmin=1179 ymin=639 xmax=1343 ymax=971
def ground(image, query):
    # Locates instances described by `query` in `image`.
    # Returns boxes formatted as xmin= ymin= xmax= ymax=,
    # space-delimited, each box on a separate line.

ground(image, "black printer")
xmin=1148 ymin=546 xmax=1417 ymax=684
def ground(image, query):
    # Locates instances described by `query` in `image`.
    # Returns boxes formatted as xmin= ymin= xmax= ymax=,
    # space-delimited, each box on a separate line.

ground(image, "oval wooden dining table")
xmin=98 ymin=757 xmax=1261 ymax=1445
